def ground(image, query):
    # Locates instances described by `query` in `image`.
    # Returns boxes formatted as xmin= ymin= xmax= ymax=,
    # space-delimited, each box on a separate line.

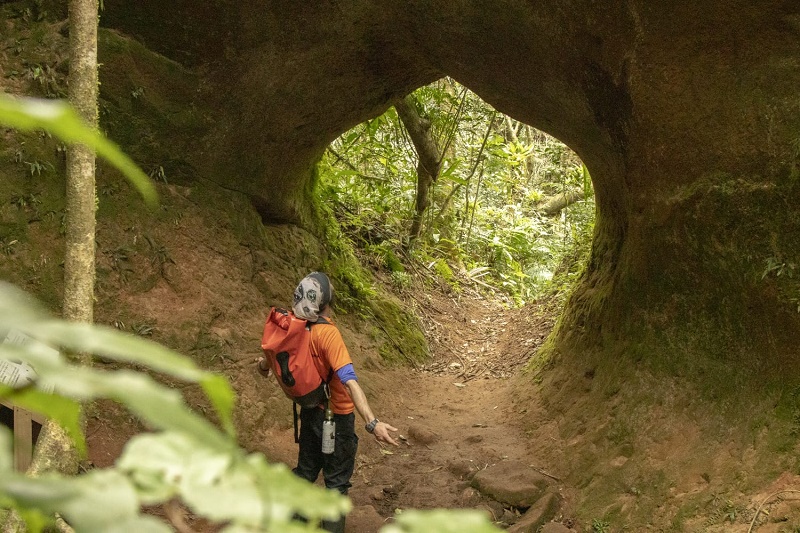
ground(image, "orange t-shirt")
xmin=310 ymin=320 xmax=355 ymax=414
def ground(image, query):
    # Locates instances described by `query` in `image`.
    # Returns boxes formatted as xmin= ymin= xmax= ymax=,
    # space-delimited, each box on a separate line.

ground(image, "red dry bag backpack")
xmin=260 ymin=307 xmax=330 ymax=409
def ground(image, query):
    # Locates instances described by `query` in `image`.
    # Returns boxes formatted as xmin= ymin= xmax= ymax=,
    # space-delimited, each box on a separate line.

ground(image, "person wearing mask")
xmin=257 ymin=272 xmax=399 ymax=533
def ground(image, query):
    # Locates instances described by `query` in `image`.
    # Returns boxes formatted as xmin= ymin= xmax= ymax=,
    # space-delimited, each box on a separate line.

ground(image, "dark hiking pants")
xmin=293 ymin=407 xmax=358 ymax=533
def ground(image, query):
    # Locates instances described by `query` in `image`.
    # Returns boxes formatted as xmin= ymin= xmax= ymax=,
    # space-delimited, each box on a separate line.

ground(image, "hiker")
xmin=257 ymin=271 xmax=399 ymax=533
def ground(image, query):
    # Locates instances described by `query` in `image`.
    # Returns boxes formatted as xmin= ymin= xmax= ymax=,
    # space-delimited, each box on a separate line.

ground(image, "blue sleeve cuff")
xmin=336 ymin=363 xmax=357 ymax=384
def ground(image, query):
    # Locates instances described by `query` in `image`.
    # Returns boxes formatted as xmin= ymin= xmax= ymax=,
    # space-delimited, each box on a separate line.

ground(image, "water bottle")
xmin=322 ymin=407 xmax=335 ymax=454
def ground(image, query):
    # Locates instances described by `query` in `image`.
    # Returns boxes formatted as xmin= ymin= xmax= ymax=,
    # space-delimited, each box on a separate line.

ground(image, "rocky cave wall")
xmin=101 ymin=0 xmax=800 ymax=378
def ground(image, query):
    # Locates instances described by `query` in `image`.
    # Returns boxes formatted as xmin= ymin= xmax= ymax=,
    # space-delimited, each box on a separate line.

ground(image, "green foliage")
xmin=23 ymin=159 xmax=53 ymax=177
xmin=761 ymin=256 xmax=800 ymax=312
xmin=10 ymin=193 xmax=42 ymax=209
xmin=144 ymin=235 xmax=174 ymax=277
xmin=8 ymin=0 xmax=49 ymax=24
xmin=383 ymin=248 xmax=405 ymax=273
xmin=316 ymin=194 xmax=429 ymax=365
xmin=321 ymin=220 xmax=378 ymax=312
xmin=148 ymin=164 xmax=167 ymax=184
xmin=105 ymin=246 xmax=134 ymax=282
xmin=703 ymin=494 xmax=745 ymax=528
xmin=320 ymin=78 xmax=595 ymax=305
xmin=432 ymin=258 xmax=455 ymax=283
xmin=0 ymin=239 xmax=19 ymax=256
xmin=591 ymin=518 xmax=611 ymax=532
xmin=1 ymin=283 xmax=325 ymax=532
xmin=25 ymin=62 xmax=63 ymax=98
xmin=762 ymin=256 xmax=796 ymax=279
xmin=130 ymin=322 xmax=155 ymax=337
xmin=0 ymin=94 xmax=157 ymax=207
xmin=382 ymin=509 xmax=501 ymax=533
xmin=390 ymin=271 xmax=412 ymax=290
xmin=0 ymin=281 xmax=495 ymax=531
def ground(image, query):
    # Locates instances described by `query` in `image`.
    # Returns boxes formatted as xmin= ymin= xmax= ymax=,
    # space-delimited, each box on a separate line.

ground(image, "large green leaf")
xmin=0 ymin=470 xmax=171 ymax=533
xmin=246 ymin=453 xmax=350 ymax=527
xmin=200 ymin=373 xmax=237 ymax=437
xmin=439 ymin=160 xmax=467 ymax=185
xmin=47 ymin=367 xmax=233 ymax=452
xmin=0 ymin=330 xmax=233 ymax=454
xmin=119 ymin=432 xmax=350 ymax=530
xmin=0 ymin=282 xmax=236 ymax=437
xmin=0 ymin=94 xmax=157 ymax=207
xmin=380 ymin=509 xmax=502 ymax=533
xmin=118 ymin=431 xmax=199 ymax=505
xmin=0 ymin=380 xmax=84 ymax=455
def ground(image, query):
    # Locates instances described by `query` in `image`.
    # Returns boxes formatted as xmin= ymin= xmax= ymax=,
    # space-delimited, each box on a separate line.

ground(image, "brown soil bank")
xmin=2 ymin=0 xmax=800 ymax=529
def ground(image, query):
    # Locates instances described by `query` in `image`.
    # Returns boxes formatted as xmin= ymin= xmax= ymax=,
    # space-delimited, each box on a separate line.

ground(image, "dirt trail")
xmin=257 ymin=286 xmax=563 ymax=532
xmin=84 ymin=260 xmax=565 ymax=531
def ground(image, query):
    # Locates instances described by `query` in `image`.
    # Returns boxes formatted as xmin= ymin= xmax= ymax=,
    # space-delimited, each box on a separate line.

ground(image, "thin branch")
xmin=437 ymin=87 xmax=469 ymax=166
xmin=748 ymin=489 xmax=800 ymax=533
xmin=466 ymin=111 xmax=497 ymax=181
xmin=326 ymin=146 xmax=359 ymax=172
xmin=325 ymin=147 xmax=388 ymax=182
xmin=433 ymin=111 xmax=496 ymax=224
xmin=465 ymin=163 xmax=485 ymax=248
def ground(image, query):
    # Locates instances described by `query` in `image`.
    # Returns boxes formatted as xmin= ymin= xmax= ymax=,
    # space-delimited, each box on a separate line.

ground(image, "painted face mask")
xmin=292 ymin=272 xmax=332 ymax=322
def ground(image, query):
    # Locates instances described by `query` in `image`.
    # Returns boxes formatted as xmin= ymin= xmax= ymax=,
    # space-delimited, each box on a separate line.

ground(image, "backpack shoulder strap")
xmin=306 ymin=316 xmax=335 ymax=384
xmin=306 ymin=315 xmax=330 ymax=329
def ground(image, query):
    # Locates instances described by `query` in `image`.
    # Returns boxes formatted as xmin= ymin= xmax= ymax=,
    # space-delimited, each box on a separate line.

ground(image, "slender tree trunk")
xmin=394 ymin=95 xmax=442 ymax=241
xmin=465 ymin=164 xmax=485 ymax=249
xmin=23 ymin=0 xmax=99 ymax=495
xmin=64 ymin=0 xmax=98 ymax=329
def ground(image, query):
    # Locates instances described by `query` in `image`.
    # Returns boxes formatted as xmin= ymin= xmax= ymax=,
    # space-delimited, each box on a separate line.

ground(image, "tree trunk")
xmin=394 ymin=95 xmax=442 ymax=241
xmin=24 ymin=0 xmax=99 ymax=492
xmin=63 ymin=0 xmax=98 ymax=331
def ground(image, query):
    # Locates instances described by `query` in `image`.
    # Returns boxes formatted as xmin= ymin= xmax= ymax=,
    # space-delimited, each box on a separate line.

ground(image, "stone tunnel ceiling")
xmin=103 ymin=0 xmax=800 ymax=371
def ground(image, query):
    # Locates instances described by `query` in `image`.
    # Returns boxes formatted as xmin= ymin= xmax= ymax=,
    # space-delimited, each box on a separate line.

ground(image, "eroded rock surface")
xmin=470 ymin=460 xmax=552 ymax=507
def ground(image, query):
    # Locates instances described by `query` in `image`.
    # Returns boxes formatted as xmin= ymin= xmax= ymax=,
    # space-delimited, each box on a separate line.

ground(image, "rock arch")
xmin=103 ymin=0 xmax=800 ymax=377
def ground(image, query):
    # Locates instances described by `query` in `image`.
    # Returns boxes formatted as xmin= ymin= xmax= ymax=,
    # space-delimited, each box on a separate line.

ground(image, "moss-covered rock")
xmin=97 ymin=28 xmax=209 ymax=187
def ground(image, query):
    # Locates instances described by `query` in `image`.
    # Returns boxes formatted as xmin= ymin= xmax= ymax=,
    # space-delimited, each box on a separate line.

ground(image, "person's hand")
xmin=255 ymin=356 xmax=270 ymax=377
xmin=374 ymin=421 xmax=399 ymax=446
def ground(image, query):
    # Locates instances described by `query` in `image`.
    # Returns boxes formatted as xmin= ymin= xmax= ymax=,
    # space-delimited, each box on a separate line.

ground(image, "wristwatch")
xmin=365 ymin=418 xmax=379 ymax=434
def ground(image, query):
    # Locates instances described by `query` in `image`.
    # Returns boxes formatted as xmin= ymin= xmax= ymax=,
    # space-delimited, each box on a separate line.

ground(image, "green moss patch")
xmin=97 ymin=28 xmax=209 ymax=186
